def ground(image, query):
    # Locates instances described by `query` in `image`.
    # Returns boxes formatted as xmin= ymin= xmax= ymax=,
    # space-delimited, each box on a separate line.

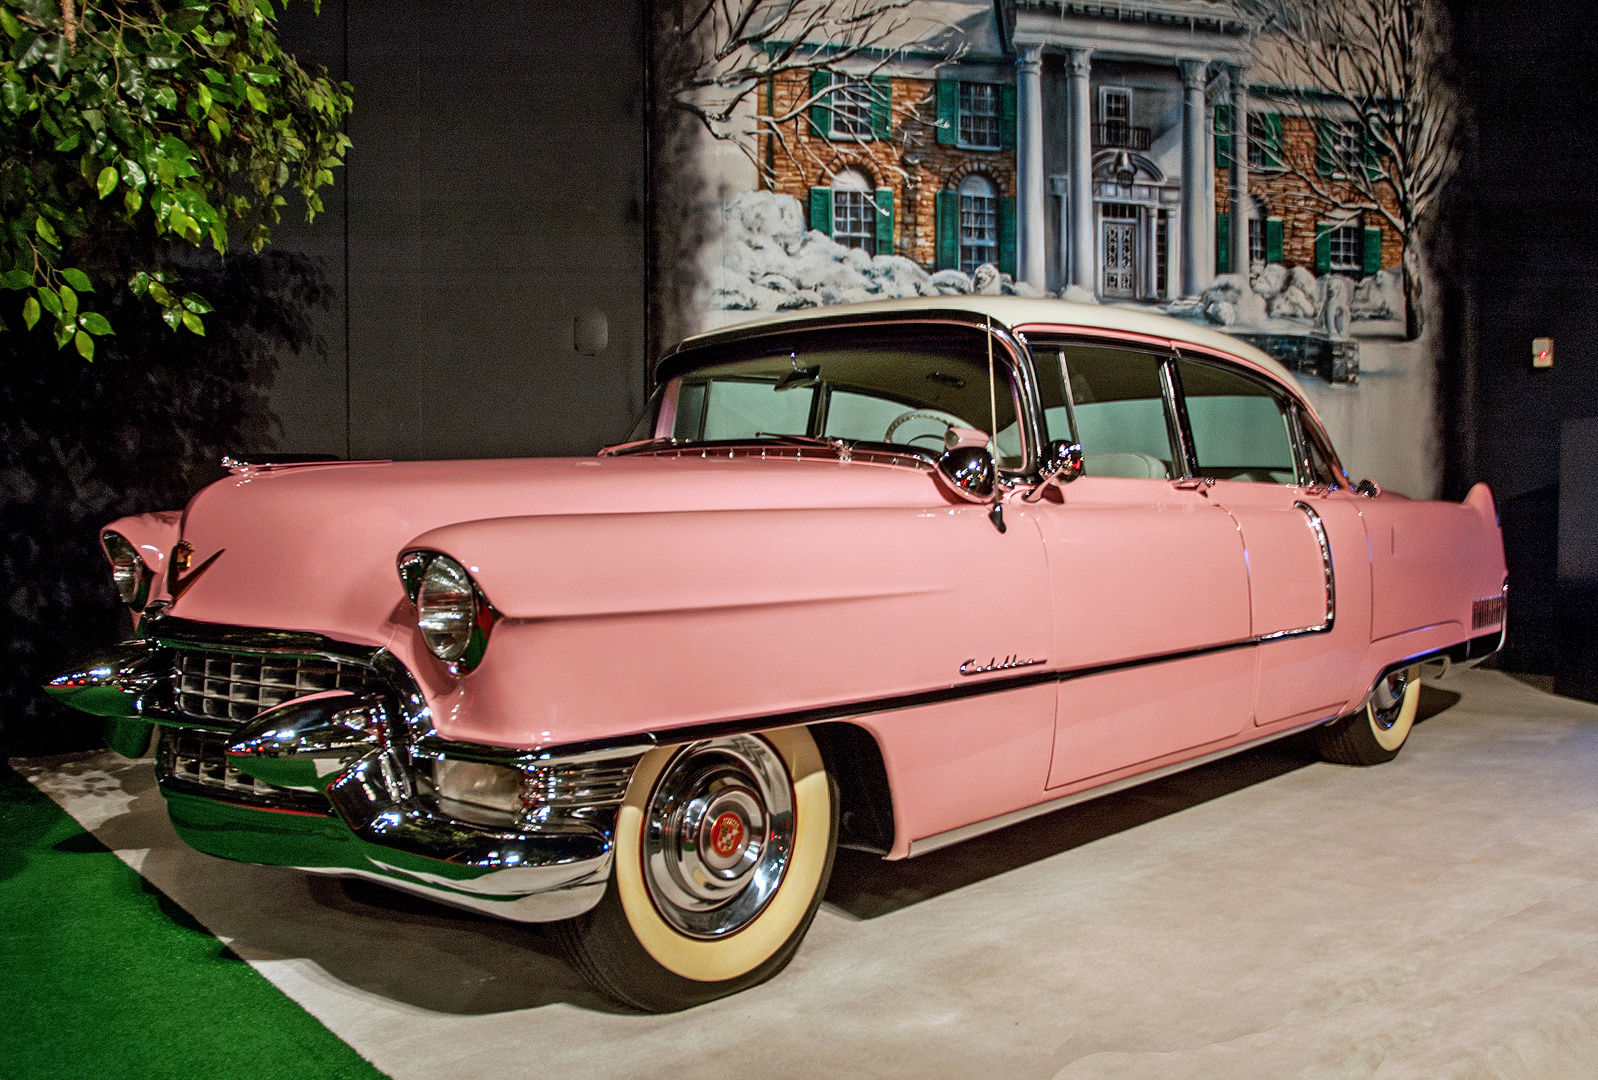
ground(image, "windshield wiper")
xmin=752 ymin=432 xmax=855 ymax=459
xmin=597 ymin=436 xmax=679 ymax=457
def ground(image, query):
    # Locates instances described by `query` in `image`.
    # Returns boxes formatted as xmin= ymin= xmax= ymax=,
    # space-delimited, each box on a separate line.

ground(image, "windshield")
xmin=627 ymin=322 xmax=1028 ymax=469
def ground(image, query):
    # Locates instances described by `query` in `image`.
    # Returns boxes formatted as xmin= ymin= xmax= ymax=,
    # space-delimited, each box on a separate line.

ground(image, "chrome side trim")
xmin=1255 ymin=501 xmax=1336 ymax=642
xmin=905 ymin=714 xmax=1338 ymax=857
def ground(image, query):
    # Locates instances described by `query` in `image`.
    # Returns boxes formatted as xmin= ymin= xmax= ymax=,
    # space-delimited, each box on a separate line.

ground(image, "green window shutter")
xmin=1314 ymin=225 xmax=1331 ymax=274
xmin=874 ymin=187 xmax=894 ymax=254
xmin=999 ymin=196 xmax=1017 ymax=276
xmin=1363 ymin=226 xmax=1383 ymax=276
xmin=1262 ymin=113 xmax=1283 ymax=169
xmin=1362 ymin=131 xmax=1381 ymax=182
xmin=809 ymin=70 xmax=832 ymax=138
xmin=1000 ymin=83 xmax=1017 ymax=150
xmin=1316 ymin=118 xmax=1335 ymax=177
xmin=936 ymin=79 xmax=958 ymax=146
xmin=935 ymin=190 xmax=958 ymax=269
xmin=1214 ymin=104 xmax=1233 ymax=168
xmin=1215 ymin=211 xmax=1231 ymax=274
xmin=870 ymin=75 xmax=892 ymax=139
xmin=809 ymin=187 xmax=833 ymax=236
xmin=1265 ymin=217 xmax=1284 ymax=264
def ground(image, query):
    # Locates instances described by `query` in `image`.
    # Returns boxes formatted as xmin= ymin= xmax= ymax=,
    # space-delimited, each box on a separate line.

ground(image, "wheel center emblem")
xmin=710 ymin=811 xmax=745 ymax=858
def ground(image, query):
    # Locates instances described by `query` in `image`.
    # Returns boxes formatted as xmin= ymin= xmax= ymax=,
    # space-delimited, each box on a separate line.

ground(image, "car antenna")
xmin=987 ymin=316 xmax=1005 ymax=534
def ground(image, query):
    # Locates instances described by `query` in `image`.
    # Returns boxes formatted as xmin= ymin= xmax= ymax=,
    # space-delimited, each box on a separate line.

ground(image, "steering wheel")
xmin=884 ymin=409 xmax=973 ymax=449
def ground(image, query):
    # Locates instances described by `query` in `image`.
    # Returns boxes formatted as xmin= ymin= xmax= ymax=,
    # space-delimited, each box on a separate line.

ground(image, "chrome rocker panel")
xmin=45 ymin=616 xmax=635 ymax=924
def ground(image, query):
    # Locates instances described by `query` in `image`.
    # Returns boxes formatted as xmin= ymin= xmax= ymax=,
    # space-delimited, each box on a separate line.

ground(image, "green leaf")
xmin=36 ymin=288 xmax=61 ymax=318
xmin=1 ymin=270 xmax=31 ymax=290
xmin=181 ymin=293 xmax=214 ymax=314
xmin=74 ymin=330 xmax=94 ymax=360
xmin=80 ymin=312 xmax=113 ymax=336
xmin=124 ymin=187 xmax=143 ymax=214
xmin=97 ymin=165 xmax=118 ymax=198
xmin=164 ymin=10 xmax=205 ymax=33
xmin=62 ymin=268 xmax=92 ymax=292
xmin=21 ymin=297 xmax=39 ymax=329
xmin=0 ymin=8 xmax=22 ymax=39
xmin=129 ymin=271 xmax=151 ymax=297
xmin=162 ymin=307 xmax=182 ymax=331
xmin=196 ymin=84 xmax=212 ymax=113
xmin=54 ymin=130 xmax=81 ymax=153
xmin=59 ymin=285 xmax=78 ymax=317
xmin=147 ymin=280 xmax=171 ymax=305
xmin=119 ymin=158 xmax=147 ymax=191
xmin=34 ymin=216 xmax=59 ymax=247
xmin=181 ymin=310 xmax=205 ymax=335
xmin=245 ymin=85 xmax=268 ymax=113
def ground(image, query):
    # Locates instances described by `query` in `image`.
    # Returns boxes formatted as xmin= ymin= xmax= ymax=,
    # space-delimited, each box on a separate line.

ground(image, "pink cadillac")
xmin=48 ymin=297 xmax=1507 ymax=1011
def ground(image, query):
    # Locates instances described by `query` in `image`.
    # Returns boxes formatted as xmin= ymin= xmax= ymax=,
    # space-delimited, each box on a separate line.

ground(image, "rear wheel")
xmin=1316 ymin=666 xmax=1421 ymax=766
xmin=551 ymin=727 xmax=838 ymax=1012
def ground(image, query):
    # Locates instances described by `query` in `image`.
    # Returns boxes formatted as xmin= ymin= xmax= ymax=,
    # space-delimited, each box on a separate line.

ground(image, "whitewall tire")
xmin=1316 ymin=666 xmax=1421 ymax=766
xmin=551 ymin=727 xmax=838 ymax=1011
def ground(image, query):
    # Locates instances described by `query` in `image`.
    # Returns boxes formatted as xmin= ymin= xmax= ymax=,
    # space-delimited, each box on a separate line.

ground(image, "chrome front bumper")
xmin=45 ymin=619 xmax=646 ymax=923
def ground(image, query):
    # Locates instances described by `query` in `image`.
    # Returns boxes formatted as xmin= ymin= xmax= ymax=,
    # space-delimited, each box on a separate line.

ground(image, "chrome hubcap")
xmin=642 ymin=734 xmax=794 ymax=938
xmin=1371 ymin=669 xmax=1410 ymax=730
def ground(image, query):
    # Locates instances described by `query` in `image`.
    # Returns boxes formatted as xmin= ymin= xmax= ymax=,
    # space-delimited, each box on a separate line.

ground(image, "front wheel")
xmin=1315 ymin=666 xmax=1421 ymax=766
xmin=551 ymin=728 xmax=838 ymax=1011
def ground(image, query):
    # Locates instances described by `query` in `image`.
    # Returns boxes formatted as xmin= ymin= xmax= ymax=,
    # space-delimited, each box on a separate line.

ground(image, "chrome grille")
xmin=523 ymin=758 xmax=639 ymax=811
xmin=172 ymin=649 xmax=379 ymax=725
xmin=158 ymin=728 xmax=328 ymax=811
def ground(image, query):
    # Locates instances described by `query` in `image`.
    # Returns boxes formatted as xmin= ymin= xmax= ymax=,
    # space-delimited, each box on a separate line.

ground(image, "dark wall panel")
xmin=272 ymin=0 xmax=647 ymax=461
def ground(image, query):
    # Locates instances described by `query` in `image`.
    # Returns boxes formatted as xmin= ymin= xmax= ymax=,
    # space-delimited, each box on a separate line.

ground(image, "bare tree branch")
xmin=658 ymin=0 xmax=963 ymax=187
xmin=1244 ymin=0 xmax=1457 ymax=338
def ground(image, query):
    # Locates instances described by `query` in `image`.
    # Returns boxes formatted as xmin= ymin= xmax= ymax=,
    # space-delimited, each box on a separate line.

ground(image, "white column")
xmin=1179 ymin=58 xmax=1209 ymax=298
xmin=1229 ymin=66 xmax=1251 ymax=277
xmin=1067 ymin=47 xmax=1094 ymax=290
xmin=1015 ymin=43 xmax=1047 ymax=290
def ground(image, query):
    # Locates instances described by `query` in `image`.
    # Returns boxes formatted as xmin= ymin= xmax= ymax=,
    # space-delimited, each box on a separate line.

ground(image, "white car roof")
xmin=671 ymin=298 xmax=1323 ymax=424
xmin=677 ymin=296 xmax=1315 ymax=416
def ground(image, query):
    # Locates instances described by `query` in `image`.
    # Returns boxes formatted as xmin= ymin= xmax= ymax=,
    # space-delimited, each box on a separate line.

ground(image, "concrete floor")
xmin=18 ymin=669 xmax=1598 ymax=1079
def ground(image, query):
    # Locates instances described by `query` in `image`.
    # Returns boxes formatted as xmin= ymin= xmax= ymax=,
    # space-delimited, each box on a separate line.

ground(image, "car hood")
xmin=163 ymin=453 xmax=939 ymax=647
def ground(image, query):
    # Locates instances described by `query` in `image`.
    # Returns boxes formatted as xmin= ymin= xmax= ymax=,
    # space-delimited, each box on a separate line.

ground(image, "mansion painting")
xmin=699 ymin=0 xmax=1412 ymax=384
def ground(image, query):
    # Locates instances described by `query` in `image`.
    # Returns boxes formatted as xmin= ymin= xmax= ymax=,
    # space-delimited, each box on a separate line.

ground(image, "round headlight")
xmin=416 ymin=555 xmax=477 ymax=662
xmin=101 ymin=531 xmax=151 ymax=610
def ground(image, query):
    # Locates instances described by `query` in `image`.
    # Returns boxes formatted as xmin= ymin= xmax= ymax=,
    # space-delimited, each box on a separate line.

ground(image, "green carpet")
xmin=0 ymin=763 xmax=390 ymax=1080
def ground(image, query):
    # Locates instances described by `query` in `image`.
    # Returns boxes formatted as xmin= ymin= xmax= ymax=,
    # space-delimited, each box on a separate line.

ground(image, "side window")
xmin=1055 ymin=344 xmax=1176 ymax=480
xmin=1175 ymin=359 xmax=1297 ymax=484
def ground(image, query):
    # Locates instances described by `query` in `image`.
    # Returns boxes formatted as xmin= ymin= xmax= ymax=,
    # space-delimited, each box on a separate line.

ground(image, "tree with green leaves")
xmin=0 ymin=0 xmax=350 ymax=358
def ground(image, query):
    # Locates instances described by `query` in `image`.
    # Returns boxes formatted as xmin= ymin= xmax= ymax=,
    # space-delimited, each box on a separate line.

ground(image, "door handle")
xmin=1172 ymin=477 xmax=1216 ymax=491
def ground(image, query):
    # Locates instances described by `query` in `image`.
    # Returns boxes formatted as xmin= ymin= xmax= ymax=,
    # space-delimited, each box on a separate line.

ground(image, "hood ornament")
xmin=166 ymin=541 xmax=225 ymax=603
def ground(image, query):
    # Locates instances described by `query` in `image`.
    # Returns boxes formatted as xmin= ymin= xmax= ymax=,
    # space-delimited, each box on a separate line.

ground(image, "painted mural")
xmin=656 ymin=0 xmax=1456 ymax=498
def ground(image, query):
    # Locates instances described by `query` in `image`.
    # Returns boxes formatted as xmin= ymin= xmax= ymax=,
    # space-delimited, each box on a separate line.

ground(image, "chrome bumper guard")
xmin=44 ymin=621 xmax=649 ymax=923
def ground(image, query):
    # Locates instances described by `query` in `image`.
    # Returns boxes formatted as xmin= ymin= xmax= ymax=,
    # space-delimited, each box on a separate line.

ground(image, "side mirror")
xmin=934 ymin=445 xmax=996 ymax=503
xmin=1022 ymin=440 xmax=1084 ymax=502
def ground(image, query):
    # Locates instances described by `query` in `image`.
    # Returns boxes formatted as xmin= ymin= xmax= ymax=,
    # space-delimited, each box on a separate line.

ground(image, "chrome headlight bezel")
xmin=397 ymin=550 xmax=497 ymax=672
xmin=100 ymin=530 xmax=153 ymax=611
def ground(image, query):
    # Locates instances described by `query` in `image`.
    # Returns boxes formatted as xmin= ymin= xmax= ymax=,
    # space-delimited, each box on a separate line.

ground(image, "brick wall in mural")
xmin=659 ymin=0 xmax=1456 ymax=497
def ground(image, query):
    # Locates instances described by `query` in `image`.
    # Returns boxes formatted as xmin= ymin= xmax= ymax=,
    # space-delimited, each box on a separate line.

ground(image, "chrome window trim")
xmin=1254 ymin=500 xmax=1337 ymax=642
